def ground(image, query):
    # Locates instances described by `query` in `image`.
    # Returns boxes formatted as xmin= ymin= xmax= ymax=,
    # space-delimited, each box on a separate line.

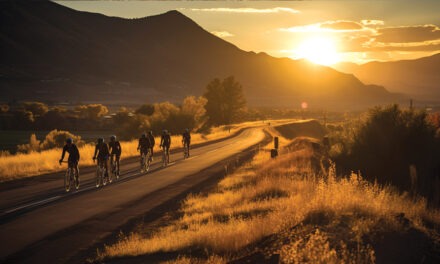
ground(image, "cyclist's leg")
xmin=140 ymin=150 xmax=144 ymax=165
xmin=110 ymin=154 xmax=114 ymax=171
xmin=104 ymin=156 xmax=109 ymax=176
xmin=188 ymin=141 xmax=190 ymax=156
xmin=116 ymin=154 xmax=120 ymax=174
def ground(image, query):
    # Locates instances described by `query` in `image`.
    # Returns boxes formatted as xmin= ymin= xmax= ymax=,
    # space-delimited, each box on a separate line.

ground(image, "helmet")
xmin=66 ymin=138 xmax=73 ymax=144
xmin=97 ymin=138 xmax=104 ymax=144
xmin=163 ymin=129 xmax=168 ymax=134
xmin=110 ymin=135 xmax=116 ymax=141
xmin=141 ymin=133 xmax=146 ymax=138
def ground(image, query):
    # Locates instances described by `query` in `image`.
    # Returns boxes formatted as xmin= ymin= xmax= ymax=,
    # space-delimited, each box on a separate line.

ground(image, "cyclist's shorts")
xmin=97 ymin=154 xmax=109 ymax=161
xmin=111 ymin=152 xmax=121 ymax=158
xmin=68 ymin=159 xmax=79 ymax=167
xmin=140 ymin=148 xmax=150 ymax=155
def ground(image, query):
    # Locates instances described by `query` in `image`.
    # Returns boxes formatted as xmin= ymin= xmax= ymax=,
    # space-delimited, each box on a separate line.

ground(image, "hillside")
xmin=334 ymin=54 xmax=440 ymax=102
xmin=95 ymin=126 xmax=440 ymax=263
xmin=1 ymin=0 xmax=397 ymax=109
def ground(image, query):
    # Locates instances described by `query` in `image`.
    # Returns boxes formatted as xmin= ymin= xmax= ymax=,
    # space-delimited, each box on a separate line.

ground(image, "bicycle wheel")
xmin=95 ymin=167 xmax=101 ymax=188
xmin=65 ymin=168 xmax=71 ymax=192
xmin=162 ymin=150 xmax=167 ymax=167
xmin=108 ymin=169 xmax=113 ymax=184
xmin=146 ymin=155 xmax=151 ymax=172
xmin=116 ymin=162 xmax=120 ymax=180
xmin=74 ymin=169 xmax=80 ymax=190
xmin=140 ymin=154 xmax=146 ymax=173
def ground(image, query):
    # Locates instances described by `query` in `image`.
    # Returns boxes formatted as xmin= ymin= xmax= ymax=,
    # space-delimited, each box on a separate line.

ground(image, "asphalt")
xmin=0 ymin=127 xmax=267 ymax=263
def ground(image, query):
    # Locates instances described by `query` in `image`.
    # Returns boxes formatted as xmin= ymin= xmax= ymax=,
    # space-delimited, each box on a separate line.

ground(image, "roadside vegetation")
xmin=0 ymin=120 xmax=280 ymax=182
xmin=95 ymin=123 xmax=440 ymax=263
xmin=328 ymin=105 xmax=440 ymax=207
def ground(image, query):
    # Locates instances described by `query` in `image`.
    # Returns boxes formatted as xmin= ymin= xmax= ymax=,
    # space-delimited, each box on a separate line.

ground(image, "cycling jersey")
xmin=109 ymin=141 xmax=122 ymax=156
xmin=182 ymin=131 xmax=191 ymax=144
xmin=160 ymin=133 xmax=171 ymax=147
xmin=147 ymin=134 xmax=155 ymax=147
xmin=94 ymin=142 xmax=110 ymax=159
xmin=61 ymin=144 xmax=80 ymax=162
xmin=138 ymin=137 xmax=151 ymax=151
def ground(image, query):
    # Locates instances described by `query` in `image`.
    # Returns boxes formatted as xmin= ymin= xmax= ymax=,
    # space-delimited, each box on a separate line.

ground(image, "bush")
xmin=335 ymin=105 xmax=440 ymax=199
xmin=17 ymin=130 xmax=84 ymax=153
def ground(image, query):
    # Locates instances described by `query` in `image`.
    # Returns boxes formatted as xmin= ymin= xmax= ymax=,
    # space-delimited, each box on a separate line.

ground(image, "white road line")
xmin=1 ymin=140 xmax=238 ymax=216
xmin=207 ymin=149 xmax=218 ymax=153
xmin=5 ymin=195 xmax=61 ymax=214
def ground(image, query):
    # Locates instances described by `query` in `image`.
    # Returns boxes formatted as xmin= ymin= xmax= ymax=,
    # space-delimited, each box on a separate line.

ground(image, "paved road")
xmin=0 ymin=127 xmax=266 ymax=263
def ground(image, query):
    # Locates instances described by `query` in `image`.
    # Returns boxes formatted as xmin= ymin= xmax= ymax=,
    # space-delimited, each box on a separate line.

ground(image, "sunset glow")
xmin=56 ymin=0 xmax=440 ymax=64
xmin=295 ymin=36 xmax=340 ymax=65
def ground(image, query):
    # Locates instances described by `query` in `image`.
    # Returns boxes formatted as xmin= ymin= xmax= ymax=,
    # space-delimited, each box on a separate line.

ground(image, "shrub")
xmin=335 ymin=105 xmax=440 ymax=198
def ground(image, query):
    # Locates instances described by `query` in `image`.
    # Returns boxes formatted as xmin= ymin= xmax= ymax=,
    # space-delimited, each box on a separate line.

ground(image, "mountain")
xmin=333 ymin=54 xmax=440 ymax=102
xmin=0 ymin=0 xmax=397 ymax=109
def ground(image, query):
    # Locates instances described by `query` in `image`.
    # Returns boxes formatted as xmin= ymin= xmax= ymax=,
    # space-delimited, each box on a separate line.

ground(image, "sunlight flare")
xmin=295 ymin=36 xmax=341 ymax=65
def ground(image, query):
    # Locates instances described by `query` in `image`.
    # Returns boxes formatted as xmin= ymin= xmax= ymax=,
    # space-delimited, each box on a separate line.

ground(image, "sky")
xmin=56 ymin=1 xmax=440 ymax=65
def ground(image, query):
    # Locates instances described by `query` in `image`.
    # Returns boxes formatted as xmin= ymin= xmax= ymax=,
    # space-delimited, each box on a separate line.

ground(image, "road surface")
xmin=0 ymin=127 xmax=267 ymax=263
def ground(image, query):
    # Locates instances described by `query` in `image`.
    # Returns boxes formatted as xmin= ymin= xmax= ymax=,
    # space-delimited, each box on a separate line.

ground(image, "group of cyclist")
xmin=59 ymin=129 xmax=192 ymax=188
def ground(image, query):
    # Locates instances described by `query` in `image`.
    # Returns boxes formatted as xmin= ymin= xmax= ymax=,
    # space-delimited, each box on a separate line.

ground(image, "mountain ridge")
xmin=0 ymin=0 xmax=397 ymax=109
xmin=333 ymin=53 xmax=440 ymax=101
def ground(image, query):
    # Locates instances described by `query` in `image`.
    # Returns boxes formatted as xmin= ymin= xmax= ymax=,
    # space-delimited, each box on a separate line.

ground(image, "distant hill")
xmin=0 ymin=0 xmax=398 ymax=109
xmin=333 ymin=54 xmax=440 ymax=102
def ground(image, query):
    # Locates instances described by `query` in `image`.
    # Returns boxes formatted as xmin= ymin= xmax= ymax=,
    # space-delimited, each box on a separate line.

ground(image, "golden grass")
xmin=0 ymin=119 xmax=293 ymax=182
xmin=97 ymin=130 xmax=440 ymax=263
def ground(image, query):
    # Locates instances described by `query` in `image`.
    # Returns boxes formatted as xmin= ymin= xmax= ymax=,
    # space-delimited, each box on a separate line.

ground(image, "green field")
xmin=0 ymin=130 xmax=113 ymax=153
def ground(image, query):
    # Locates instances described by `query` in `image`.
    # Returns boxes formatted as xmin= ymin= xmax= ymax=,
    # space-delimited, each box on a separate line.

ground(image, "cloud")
xmin=211 ymin=31 xmax=234 ymax=38
xmin=281 ymin=20 xmax=440 ymax=53
xmin=185 ymin=7 xmax=300 ymax=14
xmin=375 ymin=24 xmax=440 ymax=43
xmin=281 ymin=20 xmax=370 ymax=33
xmin=361 ymin=20 xmax=385 ymax=26
xmin=320 ymin=21 xmax=363 ymax=30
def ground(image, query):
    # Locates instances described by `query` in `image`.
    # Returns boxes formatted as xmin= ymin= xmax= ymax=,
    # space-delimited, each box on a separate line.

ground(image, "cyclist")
xmin=93 ymin=138 xmax=110 ymax=179
xmin=147 ymin=130 xmax=155 ymax=159
xmin=160 ymin=129 xmax=171 ymax=162
xmin=182 ymin=128 xmax=191 ymax=157
xmin=137 ymin=133 xmax=151 ymax=164
xmin=59 ymin=138 xmax=80 ymax=179
xmin=108 ymin=135 xmax=122 ymax=176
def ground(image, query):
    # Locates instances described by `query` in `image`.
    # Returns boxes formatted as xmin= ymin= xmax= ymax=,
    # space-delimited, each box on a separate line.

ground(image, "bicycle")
xmin=110 ymin=154 xmax=120 ymax=180
xmin=141 ymin=150 xmax=151 ymax=173
xmin=183 ymin=142 xmax=189 ymax=159
xmin=95 ymin=158 xmax=109 ymax=187
xmin=61 ymin=161 xmax=79 ymax=192
xmin=161 ymin=146 xmax=170 ymax=167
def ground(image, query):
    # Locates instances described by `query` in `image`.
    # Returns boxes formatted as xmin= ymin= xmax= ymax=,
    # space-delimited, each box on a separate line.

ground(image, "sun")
xmin=295 ymin=36 xmax=341 ymax=66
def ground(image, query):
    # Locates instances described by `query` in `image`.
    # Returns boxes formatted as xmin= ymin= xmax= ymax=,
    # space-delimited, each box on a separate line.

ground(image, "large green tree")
xmin=203 ymin=76 xmax=246 ymax=125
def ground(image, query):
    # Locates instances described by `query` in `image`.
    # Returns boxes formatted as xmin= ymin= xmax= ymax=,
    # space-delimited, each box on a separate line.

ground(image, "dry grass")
xmin=0 ymin=120 xmax=292 ymax=182
xmin=97 ymin=130 xmax=440 ymax=263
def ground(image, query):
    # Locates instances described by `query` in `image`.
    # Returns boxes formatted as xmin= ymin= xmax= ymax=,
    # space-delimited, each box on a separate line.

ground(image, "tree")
xmin=338 ymin=104 xmax=439 ymax=196
xmin=75 ymin=104 xmax=108 ymax=120
xmin=135 ymin=104 xmax=155 ymax=116
xmin=181 ymin=96 xmax=207 ymax=129
xmin=203 ymin=76 xmax=247 ymax=125
xmin=23 ymin=102 xmax=49 ymax=117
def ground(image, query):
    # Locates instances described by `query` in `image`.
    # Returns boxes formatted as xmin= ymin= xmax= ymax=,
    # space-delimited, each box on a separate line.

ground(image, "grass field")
xmin=96 ymin=128 xmax=440 ymax=263
xmin=0 ymin=130 xmax=114 ymax=153
xmin=0 ymin=120 xmax=291 ymax=182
